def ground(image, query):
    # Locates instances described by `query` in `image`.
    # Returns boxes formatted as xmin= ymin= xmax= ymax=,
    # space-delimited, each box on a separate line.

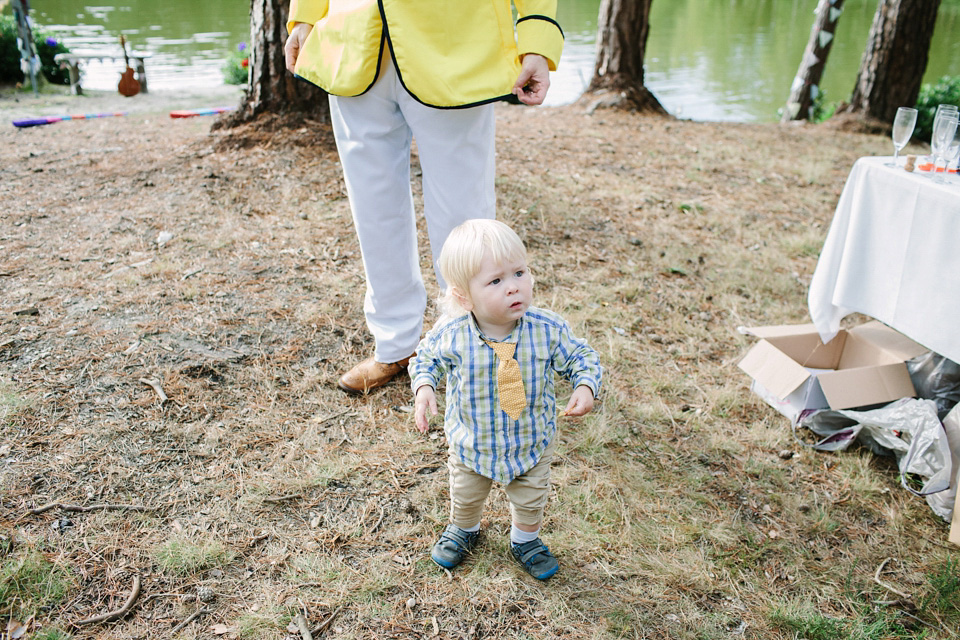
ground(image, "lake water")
xmin=18 ymin=0 xmax=960 ymax=122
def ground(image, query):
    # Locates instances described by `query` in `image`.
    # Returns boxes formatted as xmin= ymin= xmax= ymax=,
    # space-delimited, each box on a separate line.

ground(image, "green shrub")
xmin=222 ymin=41 xmax=249 ymax=85
xmin=914 ymin=75 xmax=960 ymax=142
xmin=811 ymin=88 xmax=838 ymax=124
xmin=0 ymin=14 xmax=71 ymax=86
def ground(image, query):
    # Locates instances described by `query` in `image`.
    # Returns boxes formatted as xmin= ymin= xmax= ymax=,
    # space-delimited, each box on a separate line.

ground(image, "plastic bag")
xmin=798 ymin=399 xmax=956 ymax=519
xmin=923 ymin=404 xmax=960 ymax=521
xmin=907 ymin=351 xmax=960 ymax=420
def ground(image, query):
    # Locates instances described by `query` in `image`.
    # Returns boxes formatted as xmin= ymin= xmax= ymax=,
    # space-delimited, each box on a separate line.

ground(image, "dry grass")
xmin=1 ymin=91 xmax=957 ymax=639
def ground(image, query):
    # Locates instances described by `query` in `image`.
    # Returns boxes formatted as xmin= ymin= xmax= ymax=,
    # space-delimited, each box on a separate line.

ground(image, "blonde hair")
xmin=437 ymin=219 xmax=528 ymax=316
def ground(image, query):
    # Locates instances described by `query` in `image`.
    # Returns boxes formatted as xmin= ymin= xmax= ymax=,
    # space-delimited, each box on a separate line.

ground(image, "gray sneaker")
xmin=511 ymin=538 xmax=559 ymax=580
xmin=431 ymin=524 xmax=479 ymax=569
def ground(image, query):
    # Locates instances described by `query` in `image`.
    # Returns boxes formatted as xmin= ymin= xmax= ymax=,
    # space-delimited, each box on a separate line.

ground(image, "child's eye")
xmin=489 ymin=278 xmax=500 ymax=285
xmin=515 ymin=270 xmax=524 ymax=278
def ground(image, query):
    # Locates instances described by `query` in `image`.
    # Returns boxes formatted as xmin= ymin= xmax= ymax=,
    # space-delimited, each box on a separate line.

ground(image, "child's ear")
xmin=453 ymin=287 xmax=473 ymax=312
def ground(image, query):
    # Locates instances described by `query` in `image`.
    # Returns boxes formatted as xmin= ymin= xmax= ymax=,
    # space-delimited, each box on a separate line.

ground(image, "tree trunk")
xmin=839 ymin=0 xmax=941 ymax=123
xmin=216 ymin=0 xmax=328 ymax=129
xmin=583 ymin=0 xmax=666 ymax=114
xmin=782 ymin=0 xmax=846 ymax=122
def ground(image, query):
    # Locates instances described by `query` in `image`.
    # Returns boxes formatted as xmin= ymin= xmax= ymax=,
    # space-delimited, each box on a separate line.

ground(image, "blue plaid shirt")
xmin=410 ymin=307 xmax=603 ymax=483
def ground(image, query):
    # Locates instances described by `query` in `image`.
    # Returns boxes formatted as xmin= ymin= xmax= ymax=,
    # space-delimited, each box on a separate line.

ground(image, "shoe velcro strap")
xmin=518 ymin=543 xmax=549 ymax=564
xmin=441 ymin=527 xmax=472 ymax=549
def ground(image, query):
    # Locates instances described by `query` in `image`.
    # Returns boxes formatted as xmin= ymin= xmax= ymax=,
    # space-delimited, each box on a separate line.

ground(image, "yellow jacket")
xmin=288 ymin=0 xmax=563 ymax=108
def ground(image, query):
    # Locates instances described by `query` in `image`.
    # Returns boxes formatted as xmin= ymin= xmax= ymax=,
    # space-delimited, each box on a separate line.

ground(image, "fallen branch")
xmin=310 ymin=607 xmax=343 ymax=637
xmin=874 ymin=558 xmax=911 ymax=600
xmin=248 ymin=533 xmax=270 ymax=547
xmin=369 ymin=506 xmax=385 ymax=534
xmin=263 ymin=494 xmax=302 ymax=504
xmin=73 ymin=575 xmax=141 ymax=626
xmin=312 ymin=408 xmax=353 ymax=427
xmin=139 ymin=377 xmax=169 ymax=404
xmin=29 ymin=502 xmax=159 ymax=515
xmin=181 ymin=267 xmax=204 ymax=281
xmin=169 ymin=607 xmax=210 ymax=634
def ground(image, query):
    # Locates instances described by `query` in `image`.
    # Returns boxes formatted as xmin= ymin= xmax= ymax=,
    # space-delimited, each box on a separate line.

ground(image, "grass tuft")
xmin=153 ymin=536 xmax=235 ymax=576
xmin=0 ymin=550 xmax=71 ymax=618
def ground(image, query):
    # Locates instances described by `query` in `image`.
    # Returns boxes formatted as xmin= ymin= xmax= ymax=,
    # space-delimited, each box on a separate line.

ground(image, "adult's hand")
xmin=512 ymin=54 xmax=550 ymax=106
xmin=284 ymin=22 xmax=313 ymax=74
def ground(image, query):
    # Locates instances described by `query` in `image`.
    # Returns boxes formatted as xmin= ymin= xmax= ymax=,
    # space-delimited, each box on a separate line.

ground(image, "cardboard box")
xmin=738 ymin=321 xmax=929 ymax=424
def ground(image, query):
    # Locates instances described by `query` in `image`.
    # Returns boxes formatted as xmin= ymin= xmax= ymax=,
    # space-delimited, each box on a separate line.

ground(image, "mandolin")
xmin=118 ymin=35 xmax=140 ymax=97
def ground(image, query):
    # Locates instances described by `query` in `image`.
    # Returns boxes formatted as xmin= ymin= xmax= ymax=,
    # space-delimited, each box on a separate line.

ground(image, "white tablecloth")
xmin=808 ymin=156 xmax=960 ymax=363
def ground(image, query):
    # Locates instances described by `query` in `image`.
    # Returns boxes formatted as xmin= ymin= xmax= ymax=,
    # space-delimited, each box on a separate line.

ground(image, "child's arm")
xmin=551 ymin=317 xmax=603 ymax=407
xmin=414 ymin=385 xmax=438 ymax=433
xmin=409 ymin=329 xmax=446 ymax=434
xmin=562 ymin=384 xmax=595 ymax=417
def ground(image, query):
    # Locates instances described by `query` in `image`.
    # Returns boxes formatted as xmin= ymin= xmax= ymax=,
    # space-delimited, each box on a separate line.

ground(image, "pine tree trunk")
xmin=782 ymin=0 xmax=846 ymax=122
xmin=583 ymin=0 xmax=666 ymax=114
xmin=840 ymin=0 xmax=941 ymax=122
xmin=216 ymin=0 xmax=328 ymax=129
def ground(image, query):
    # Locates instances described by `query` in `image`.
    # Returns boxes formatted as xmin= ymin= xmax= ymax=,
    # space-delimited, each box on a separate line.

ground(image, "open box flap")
xmin=742 ymin=323 xmax=822 ymax=340
xmin=850 ymin=320 xmax=930 ymax=361
xmin=738 ymin=339 xmax=812 ymax=400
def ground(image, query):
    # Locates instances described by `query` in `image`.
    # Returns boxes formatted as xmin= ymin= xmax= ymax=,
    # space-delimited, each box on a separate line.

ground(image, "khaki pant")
xmin=447 ymin=437 xmax=558 ymax=529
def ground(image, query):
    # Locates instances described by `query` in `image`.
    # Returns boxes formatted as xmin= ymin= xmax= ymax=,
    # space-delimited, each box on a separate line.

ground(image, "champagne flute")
xmin=932 ymin=104 xmax=959 ymax=156
xmin=930 ymin=114 xmax=958 ymax=183
xmin=932 ymin=105 xmax=959 ymax=159
xmin=887 ymin=107 xmax=918 ymax=167
xmin=944 ymin=126 xmax=960 ymax=183
xmin=935 ymin=104 xmax=959 ymax=122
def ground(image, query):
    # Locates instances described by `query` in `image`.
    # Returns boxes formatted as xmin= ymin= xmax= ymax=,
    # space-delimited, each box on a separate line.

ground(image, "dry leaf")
xmin=7 ymin=619 xmax=28 ymax=639
xmin=211 ymin=623 xmax=237 ymax=635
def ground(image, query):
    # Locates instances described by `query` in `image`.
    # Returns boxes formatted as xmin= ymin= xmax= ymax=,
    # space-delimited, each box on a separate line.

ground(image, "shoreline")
xmin=0 ymin=83 xmax=246 ymax=125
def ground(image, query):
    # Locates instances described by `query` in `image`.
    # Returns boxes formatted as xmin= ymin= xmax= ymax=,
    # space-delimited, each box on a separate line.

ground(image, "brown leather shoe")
xmin=337 ymin=355 xmax=413 ymax=395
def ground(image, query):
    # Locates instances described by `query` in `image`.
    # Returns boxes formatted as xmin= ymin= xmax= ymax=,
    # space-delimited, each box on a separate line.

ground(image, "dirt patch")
xmin=1 ymin=87 xmax=954 ymax=639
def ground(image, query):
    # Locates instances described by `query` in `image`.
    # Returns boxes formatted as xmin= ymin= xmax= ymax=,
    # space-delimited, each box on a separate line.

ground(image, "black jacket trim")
xmin=516 ymin=14 xmax=564 ymax=39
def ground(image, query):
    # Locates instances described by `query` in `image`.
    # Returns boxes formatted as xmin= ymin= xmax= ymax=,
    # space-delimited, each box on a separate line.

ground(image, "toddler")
xmin=410 ymin=219 xmax=602 ymax=580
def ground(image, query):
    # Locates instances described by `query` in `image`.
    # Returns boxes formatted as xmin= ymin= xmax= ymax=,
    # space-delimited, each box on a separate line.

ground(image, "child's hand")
xmin=414 ymin=385 xmax=438 ymax=434
xmin=561 ymin=385 xmax=595 ymax=417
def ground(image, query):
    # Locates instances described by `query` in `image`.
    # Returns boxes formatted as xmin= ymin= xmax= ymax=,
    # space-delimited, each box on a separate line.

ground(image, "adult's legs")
xmin=400 ymin=94 xmax=496 ymax=288
xmin=329 ymin=59 xmax=425 ymax=365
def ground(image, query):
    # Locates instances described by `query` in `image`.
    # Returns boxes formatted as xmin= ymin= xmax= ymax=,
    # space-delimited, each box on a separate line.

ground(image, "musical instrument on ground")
xmin=118 ymin=35 xmax=140 ymax=97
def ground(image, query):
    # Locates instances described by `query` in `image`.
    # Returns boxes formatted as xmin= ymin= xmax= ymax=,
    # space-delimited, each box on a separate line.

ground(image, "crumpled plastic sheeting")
xmin=926 ymin=405 xmax=960 ymax=521
xmin=907 ymin=351 xmax=960 ymax=420
xmin=799 ymin=398 xmax=956 ymax=520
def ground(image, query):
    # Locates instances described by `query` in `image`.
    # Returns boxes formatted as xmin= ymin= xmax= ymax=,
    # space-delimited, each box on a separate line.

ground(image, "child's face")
xmin=461 ymin=251 xmax=533 ymax=336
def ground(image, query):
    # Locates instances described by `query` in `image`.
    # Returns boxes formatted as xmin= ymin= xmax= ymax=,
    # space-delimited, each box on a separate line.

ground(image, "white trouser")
xmin=329 ymin=56 xmax=496 ymax=364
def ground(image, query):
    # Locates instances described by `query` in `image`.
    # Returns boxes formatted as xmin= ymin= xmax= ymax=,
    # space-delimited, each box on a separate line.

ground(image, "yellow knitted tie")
xmin=485 ymin=340 xmax=526 ymax=421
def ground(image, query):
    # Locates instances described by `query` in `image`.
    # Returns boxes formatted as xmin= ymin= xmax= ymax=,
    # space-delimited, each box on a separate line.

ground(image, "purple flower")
xmin=46 ymin=37 xmax=58 ymax=47
xmin=238 ymin=42 xmax=247 ymax=52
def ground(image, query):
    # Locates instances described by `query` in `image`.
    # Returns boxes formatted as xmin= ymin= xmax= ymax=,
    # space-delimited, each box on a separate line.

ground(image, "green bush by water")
xmin=0 ymin=15 xmax=71 ymax=86
xmin=914 ymin=76 xmax=960 ymax=141
xmin=222 ymin=41 xmax=249 ymax=85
